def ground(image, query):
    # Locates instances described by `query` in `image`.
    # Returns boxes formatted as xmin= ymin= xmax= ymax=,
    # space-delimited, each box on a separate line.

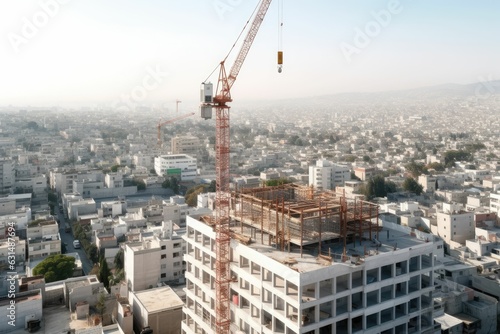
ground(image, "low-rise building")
xmin=154 ymin=154 xmax=197 ymax=181
xmin=130 ymin=286 xmax=184 ymax=334
xmin=124 ymin=223 xmax=185 ymax=291
xmin=27 ymin=219 xmax=61 ymax=261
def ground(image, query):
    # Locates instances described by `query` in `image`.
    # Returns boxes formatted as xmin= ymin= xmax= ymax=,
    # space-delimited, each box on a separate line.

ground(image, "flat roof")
xmin=434 ymin=313 xmax=463 ymax=329
xmin=133 ymin=286 xmax=183 ymax=313
xmin=238 ymin=224 xmax=428 ymax=272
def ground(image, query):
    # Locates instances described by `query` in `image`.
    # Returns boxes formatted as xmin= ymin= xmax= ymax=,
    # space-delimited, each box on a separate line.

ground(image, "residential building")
xmin=183 ymin=186 xmax=443 ymax=334
xmin=154 ymin=154 xmax=197 ymax=181
xmin=124 ymin=222 xmax=185 ymax=292
xmin=0 ymin=289 xmax=42 ymax=331
xmin=67 ymin=198 xmax=97 ymax=221
xmin=171 ymin=135 xmax=201 ymax=155
xmin=0 ymin=157 xmax=15 ymax=194
xmin=490 ymin=191 xmax=500 ymax=214
xmin=105 ymin=173 xmax=124 ymax=188
xmin=309 ymin=160 xmax=351 ymax=190
xmin=434 ymin=203 xmax=475 ymax=248
xmin=27 ymin=219 xmax=61 ymax=261
xmin=130 ymin=286 xmax=184 ymax=334
xmin=354 ymin=166 xmax=375 ymax=181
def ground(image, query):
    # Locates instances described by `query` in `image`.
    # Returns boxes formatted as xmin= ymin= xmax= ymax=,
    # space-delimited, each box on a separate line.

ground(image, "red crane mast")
xmin=200 ymin=1 xmax=273 ymax=333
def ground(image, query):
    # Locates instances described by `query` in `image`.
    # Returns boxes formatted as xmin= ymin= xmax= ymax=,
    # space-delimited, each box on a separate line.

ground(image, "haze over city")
xmin=1 ymin=0 xmax=500 ymax=108
xmin=2 ymin=2 xmax=500 ymax=334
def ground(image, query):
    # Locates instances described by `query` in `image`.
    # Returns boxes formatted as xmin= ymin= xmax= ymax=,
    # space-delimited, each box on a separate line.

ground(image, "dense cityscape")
xmin=2 ymin=1 xmax=500 ymax=334
xmin=0 ymin=79 xmax=500 ymax=333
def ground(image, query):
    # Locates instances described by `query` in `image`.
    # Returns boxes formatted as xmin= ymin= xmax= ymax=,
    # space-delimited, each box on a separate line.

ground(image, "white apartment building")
xmin=133 ymin=153 xmax=155 ymax=169
xmin=124 ymin=222 xmax=185 ymax=292
xmin=154 ymin=154 xmax=197 ymax=181
xmin=50 ymin=169 xmax=103 ymax=195
xmin=183 ymin=215 xmax=442 ymax=334
xmin=309 ymin=160 xmax=351 ymax=191
xmin=0 ymin=157 xmax=15 ymax=194
xmin=67 ymin=198 xmax=97 ymax=221
xmin=171 ymin=135 xmax=201 ymax=155
xmin=27 ymin=220 xmax=61 ymax=261
xmin=105 ymin=172 xmax=124 ymax=188
xmin=434 ymin=203 xmax=474 ymax=248
xmin=490 ymin=192 xmax=500 ymax=214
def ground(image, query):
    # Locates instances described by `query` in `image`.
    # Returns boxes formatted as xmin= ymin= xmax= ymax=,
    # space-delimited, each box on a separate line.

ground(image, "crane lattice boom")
xmin=156 ymin=112 xmax=194 ymax=147
xmin=200 ymin=1 xmax=273 ymax=334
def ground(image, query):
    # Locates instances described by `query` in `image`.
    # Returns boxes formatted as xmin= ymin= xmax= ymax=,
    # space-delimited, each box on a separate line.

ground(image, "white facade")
xmin=490 ymin=192 xmax=500 ymax=214
xmin=154 ymin=154 xmax=197 ymax=181
xmin=309 ymin=160 xmax=351 ymax=191
xmin=124 ymin=227 xmax=185 ymax=292
xmin=27 ymin=220 xmax=61 ymax=261
xmin=435 ymin=203 xmax=475 ymax=247
xmin=105 ymin=172 xmax=124 ymax=188
xmin=171 ymin=136 xmax=201 ymax=155
xmin=68 ymin=198 xmax=97 ymax=220
xmin=183 ymin=215 xmax=441 ymax=334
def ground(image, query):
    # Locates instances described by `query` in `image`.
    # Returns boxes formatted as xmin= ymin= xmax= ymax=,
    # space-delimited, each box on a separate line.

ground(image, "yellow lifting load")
xmin=277 ymin=51 xmax=283 ymax=73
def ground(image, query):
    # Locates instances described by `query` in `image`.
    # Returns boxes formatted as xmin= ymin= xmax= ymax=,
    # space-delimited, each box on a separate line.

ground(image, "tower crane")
xmin=156 ymin=112 xmax=195 ymax=148
xmin=199 ymin=1 xmax=273 ymax=333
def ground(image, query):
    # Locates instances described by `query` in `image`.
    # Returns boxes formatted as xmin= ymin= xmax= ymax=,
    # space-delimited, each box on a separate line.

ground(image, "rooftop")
xmin=434 ymin=313 xmax=463 ymax=330
xmin=133 ymin=286 xmax=183 ymax=313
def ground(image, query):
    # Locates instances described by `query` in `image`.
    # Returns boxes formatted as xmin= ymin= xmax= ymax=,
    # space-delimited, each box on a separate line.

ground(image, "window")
xmin=161 ymin=264 xmax=166 ymax=269
xmin=161 ymin=254 xmax=166 ymax=259
xmin=161 ymin=273 xmax=166 ymax=278
xmin=173 ymin=252 xmax=180 ymax=257
xmin=174 ymin=243 xmax=181 ymax=248
xmin=174 ymin=261 xmax=181 ymax=267
xmin=161 ymin=245 xmax=166 ymax=250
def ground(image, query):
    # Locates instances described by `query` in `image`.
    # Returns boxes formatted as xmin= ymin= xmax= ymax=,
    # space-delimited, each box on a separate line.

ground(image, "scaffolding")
xmin=230 ymin=184 xmax=380 ymax=257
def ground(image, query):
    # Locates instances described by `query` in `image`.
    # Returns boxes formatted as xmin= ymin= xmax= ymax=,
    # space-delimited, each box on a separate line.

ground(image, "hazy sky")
xmin=1 ymin=0 xmax=499 ymax=108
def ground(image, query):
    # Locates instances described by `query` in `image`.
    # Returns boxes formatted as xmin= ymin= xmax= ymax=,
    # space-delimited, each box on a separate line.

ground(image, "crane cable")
xmin=203 ymin=1 xmax=262 ymax=84
xmin=277 ymin=0 xmax=283 ymax=73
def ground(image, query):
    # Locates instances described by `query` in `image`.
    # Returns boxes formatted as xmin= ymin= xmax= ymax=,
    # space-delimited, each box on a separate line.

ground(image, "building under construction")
xmin=182 ymin=184 xmax=443 ymax=334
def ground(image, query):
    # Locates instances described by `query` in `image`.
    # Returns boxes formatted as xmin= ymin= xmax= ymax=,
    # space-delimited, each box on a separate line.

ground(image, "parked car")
xmin=73 ymin=240 xmax=81 ymax=249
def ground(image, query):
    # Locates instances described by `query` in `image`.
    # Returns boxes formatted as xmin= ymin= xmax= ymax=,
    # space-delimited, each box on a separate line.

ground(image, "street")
xmin=57 ymin=210 xmax=93 ymax=275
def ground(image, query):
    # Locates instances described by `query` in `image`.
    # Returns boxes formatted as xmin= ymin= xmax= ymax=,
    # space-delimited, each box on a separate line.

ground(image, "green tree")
xmin=385 ymin=181 xmax=397 ymax=194
xmin=132 ymin=178 xmax=146 ymax=190
xmin=427 ymin=162 xmax=445 ymax=172
xmin=110 ymin=165 xmax=120 ymax=172
xmin=404 ymin=161 xmax=427 ymax=178
xmin=207 ymin=180 xmax=216 ymax=192
xmin=114 ymin=250 xmax=124 ymax=270
xmin=161 ymin=179 xmax=171 ymax=189
xmin=99 ymin=259 xmax=111 ymax=289
xmin=32 ymin=254 xmax=76 ymax=283
xmin=402 ymin=177 xmax=423 ymax=195
xmin=96 ymin=292 xmax=106 ymax=317
xmin=109 ymin=269 xmax=125 ymax=286
xmin=362 ymin=175 xmax=396 ymax=199
xmin=87 ymin=244 xmax=99 ymax=264
xmin=48 ymin=192 xmax=57 ymax=203
xmin=362 ymin=155 xmax=371 ymax=163
xmin=343 ymin=155 xmax=356 ymax=162
xmin=444 ymin=150 xmax=473 ymax=168
xmin=170 ymin=177 xmax=179 ymax=194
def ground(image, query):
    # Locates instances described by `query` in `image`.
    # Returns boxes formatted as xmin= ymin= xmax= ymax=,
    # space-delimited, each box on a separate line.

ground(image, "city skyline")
xmin=1 ymin=0 xmax=500 ymax=108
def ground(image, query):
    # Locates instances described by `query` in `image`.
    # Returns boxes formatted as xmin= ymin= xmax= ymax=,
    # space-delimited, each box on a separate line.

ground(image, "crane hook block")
xmin=277 ymin=51 xmax=283 ymax=73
